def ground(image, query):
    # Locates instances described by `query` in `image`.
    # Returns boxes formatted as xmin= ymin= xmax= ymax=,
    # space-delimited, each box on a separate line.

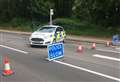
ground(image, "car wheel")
xmin=30 ymin=45 xmax=34 ymax=47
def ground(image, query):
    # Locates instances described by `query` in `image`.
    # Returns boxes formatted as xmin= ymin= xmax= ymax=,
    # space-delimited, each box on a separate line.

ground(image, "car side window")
xmin=54 ymin=28 xmax=58 ymax=37
xmin=54 ymin=27 xmax=60 ymax=38
xmin=59 ymin=27 xmax=64 ymax=31
xmin=56 ymin=27 xmax=60 ymax=32
xmin=56 ymin=27 xmax=63 ymax=32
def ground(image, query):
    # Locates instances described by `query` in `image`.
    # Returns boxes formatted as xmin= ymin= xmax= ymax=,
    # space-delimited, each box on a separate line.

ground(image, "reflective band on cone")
xmin=4 ymin=63 xmax=10 ymax=70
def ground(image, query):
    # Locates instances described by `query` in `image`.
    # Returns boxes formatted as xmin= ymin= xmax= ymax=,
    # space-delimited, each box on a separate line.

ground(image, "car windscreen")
xmin=37 ymin=27 xmax=56 ymax=33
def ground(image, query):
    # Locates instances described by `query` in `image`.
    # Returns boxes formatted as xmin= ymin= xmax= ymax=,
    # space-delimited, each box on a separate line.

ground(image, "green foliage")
xmin=53 ymin=18 xmax=79 ymax=27
xmin=0 ymin=0 xmax=9 ymax=21
xmin=0 ymin=0 xmax=120 ymax=37
xmin=54 ymin=0 xmax=75 ymax=17
xmin=0 ymin=0 xmax=31 ymax=21
xmin=30 ymin=0 xmax=54 ymax=21
xmin=53 ymin=18 xmax=113 ymax=37
xmin=0 ymin=17 xmax=117 ymax=37
xmin=0 ymin=17 xmax=32 ymax=32
xmin=74 ymin=0 xmax=120 ymax=27
xmin=10 ymin=18 xmax=30 ymax=27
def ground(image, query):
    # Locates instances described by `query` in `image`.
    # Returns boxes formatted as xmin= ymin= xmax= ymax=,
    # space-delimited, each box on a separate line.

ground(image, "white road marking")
xmin=53 ymin=60 xmax=120 ymax=82
xmin=96 ymin=48 xmax=120 ymax=54
xmin=0 ymin=45 xmax=28 ymax=54
xmin=116 ymin=47 xmax=120 ymax=50
xmin=93 ymin=54 xmax=120 ymax=62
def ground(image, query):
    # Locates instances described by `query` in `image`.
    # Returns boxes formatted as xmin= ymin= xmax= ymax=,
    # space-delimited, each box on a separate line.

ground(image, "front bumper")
xmin=29 ymin=40 xmax=51 ymax=46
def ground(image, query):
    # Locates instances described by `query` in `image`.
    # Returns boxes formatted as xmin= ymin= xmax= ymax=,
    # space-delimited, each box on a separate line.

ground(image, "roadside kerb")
xmin=66 ymin=36 xmax=111 ymax=44
xmin=0 ymin=30 xmax=31 ymax=35
xmin=0 ymin=29 xmax=111 ymax=44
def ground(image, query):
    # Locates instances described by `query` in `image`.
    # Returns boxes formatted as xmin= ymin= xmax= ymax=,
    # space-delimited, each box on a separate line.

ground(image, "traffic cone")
xmin=77 ymin=45 xmax=83 ymax=52
xmin=91 ymin=43 xmax=96 ymax=49
xmin=106 ymin=41 xmax=110 ymax=47
xmin=2 ymin=56 xmax=13 ymax=76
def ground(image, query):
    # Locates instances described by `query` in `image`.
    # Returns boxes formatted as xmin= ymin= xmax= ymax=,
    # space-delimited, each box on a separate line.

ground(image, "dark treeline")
xmin=0 ymin=0 xmax=120 ymax=28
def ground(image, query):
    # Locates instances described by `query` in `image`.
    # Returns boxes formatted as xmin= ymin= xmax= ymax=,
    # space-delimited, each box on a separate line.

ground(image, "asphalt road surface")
xmin=0 ymin=32 xmax=120 ymax=82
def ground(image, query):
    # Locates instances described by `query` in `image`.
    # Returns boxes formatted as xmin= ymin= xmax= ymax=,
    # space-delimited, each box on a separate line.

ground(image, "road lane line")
xmin=53 ymin=60 xmax=120 ymax=82
xmin=93 ymin=54 xmax=120 ymax=62
xmin=96 ymin=48 xmax=120 ymax=54
xmin=0 ymin=45 xmax=28 ymax=54
xmin=116 ymin=47 xmax=120 ymax=50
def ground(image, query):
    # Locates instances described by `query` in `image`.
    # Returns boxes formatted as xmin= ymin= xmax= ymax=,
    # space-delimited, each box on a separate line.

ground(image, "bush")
xmin=53 ymin=18 xmax=80 ymax=29
xmin=0 ymin=17 xmax=32 ymax=32
xmin=53 ymin=18 xmax=93 ymax=34
xmin=0 ymin=17 xmax=115 ymax=37
xmin=10 ymin=18 xmax=29 ymax=27
xmin=53 ymin=18 xmax=113 ymax=37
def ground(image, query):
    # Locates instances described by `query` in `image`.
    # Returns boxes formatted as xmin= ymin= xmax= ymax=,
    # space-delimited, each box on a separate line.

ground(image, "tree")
xmin=0 ymin=0 xmax=31 ymax=21
xmin=54 ymin=0 xmax=75 ymax=18
xmin=30 ymin=0 xmax=54 ymax=21
xmin=0 ymin=0 xmax=10 ymax=21
xmin=74 ymin=0 xmax=120 ymax=27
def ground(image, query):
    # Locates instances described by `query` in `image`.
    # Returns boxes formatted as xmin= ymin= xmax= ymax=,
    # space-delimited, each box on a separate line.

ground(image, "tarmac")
xmin=0 ymin=29 xmax=111 ymax=44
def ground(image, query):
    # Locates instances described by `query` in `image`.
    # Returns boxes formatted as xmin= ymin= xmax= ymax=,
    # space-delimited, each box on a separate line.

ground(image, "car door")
xmin=59 ymin=27 xmax=64 ymax=41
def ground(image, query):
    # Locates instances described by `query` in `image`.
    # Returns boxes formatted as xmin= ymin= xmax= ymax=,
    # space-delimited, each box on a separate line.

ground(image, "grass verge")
xmin=0 ymin=18 xmax=119 ymax=38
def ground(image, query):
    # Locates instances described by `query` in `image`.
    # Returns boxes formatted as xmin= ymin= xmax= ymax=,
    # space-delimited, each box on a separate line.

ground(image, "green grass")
xmin=53 ymin=18 xmax=115 ymax=38
xmin=0 ymin=18 xmax=119 ymax=38
xmin=0 ymin=18 xmax=32 ymax=32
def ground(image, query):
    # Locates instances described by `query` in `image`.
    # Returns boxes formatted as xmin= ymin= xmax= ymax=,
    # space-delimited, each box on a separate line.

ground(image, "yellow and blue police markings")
xmin=47 ymin=42 xmax=64 ymax=61
xmin=50 ymin=34 xmax=55 ymax=44
xmin=61 ymin=31 xmax=65 ymax=39
xmin=50 ymin=31 xmax=65 ymax=44
xmin=56 ymin=32 xmax=60 ymax=42
xmin=60 ymin=32 xmax=62 ymax=40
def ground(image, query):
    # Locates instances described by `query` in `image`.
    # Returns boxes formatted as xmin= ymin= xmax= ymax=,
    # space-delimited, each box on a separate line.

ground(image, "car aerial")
xmin=29 ymin=25 xmax=66 ymax=46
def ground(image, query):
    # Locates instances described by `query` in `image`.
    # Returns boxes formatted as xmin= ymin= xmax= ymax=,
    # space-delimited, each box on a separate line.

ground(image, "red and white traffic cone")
xmin=106 ymin=41 xmax=110 ymax=47
xmin=91 ymin=43 xmax=96 ymax=49
xmin=2 ymin=56 xmax=13 ymax=76
xmin=77 ymin=45 xmax=83 ymax=52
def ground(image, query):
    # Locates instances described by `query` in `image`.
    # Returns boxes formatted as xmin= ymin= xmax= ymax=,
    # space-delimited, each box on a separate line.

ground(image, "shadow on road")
xmin=30 ymin=45 xmax=47 ymax=48
xmin=26 ymin=43 xmax=47 ymax=48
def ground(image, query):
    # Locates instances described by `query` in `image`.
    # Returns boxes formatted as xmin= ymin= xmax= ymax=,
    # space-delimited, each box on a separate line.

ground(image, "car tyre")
xmin=30 ymin=45 xmax=34 ymax=47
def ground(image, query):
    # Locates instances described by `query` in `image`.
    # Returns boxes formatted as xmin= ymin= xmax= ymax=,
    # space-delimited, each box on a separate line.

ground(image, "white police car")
xmin=29 ymin=25 xmax=66 ymax=46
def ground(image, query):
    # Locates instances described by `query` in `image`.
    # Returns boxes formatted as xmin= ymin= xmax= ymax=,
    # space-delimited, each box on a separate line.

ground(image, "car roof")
xmin=43 ymin=25 xmax=62 ymax=28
